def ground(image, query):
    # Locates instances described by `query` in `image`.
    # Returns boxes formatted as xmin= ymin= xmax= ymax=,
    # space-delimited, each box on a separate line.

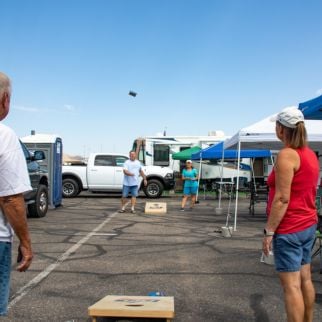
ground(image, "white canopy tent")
xmin=224 ymin=115 xmax=322 ymax=152
xmin=223 ymin=115 xmax=322 ymax=231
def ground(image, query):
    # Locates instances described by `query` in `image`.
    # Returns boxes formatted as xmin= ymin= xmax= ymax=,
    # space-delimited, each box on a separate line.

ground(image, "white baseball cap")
xmin=271 ymin=106 xmax=304 ymax=129
xmin=186 ymin=160 xmax=192 ymax=163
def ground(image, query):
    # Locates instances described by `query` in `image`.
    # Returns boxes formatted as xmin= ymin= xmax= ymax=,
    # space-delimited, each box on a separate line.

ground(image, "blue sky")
xmin=1 ymin=0 xmax=322 ymax=157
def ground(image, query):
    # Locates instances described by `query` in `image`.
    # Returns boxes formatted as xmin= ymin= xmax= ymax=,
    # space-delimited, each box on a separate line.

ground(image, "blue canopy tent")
xmin=192 ymin=141 xmax=272 ymax=230
xmin=298 ymin=94 xmax=322 ymax=120
xmin=191 ymin=142 xmax=272 ymax=160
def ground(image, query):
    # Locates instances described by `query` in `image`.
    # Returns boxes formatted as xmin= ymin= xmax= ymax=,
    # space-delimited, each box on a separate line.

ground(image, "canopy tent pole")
xmin=270 ymin=154 xmax=275 ymax=167
xmin=196 ymin=152 xmax=202 ymax=202
xmin=250 ymin=158 xmax=257 ymax=194
xmin=226 ymin=182 xmax=234 ymax=227
xmin=233 ymin=139 xmax=241 ymax=231
xmin=217 ymin=145 xmax=225 ymax=210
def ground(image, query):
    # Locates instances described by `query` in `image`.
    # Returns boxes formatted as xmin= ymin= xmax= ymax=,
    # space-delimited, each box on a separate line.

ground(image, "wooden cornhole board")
xmin=145 ymin=202 xmax=167 ymax=214
xmin=88 ymin=295 xmax=174 ymax=322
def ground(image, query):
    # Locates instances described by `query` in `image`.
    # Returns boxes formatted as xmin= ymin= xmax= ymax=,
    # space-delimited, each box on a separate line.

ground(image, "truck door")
xmin=114 ymin=155 xmax=128 ymax=189
xmin=87 ymin=155 xmax=115 ymax=189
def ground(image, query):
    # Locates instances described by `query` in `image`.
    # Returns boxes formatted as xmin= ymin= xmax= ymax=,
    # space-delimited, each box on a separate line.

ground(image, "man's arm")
xmin=123 ymin=169 xmax=134 ymax=176
xmin=123 ymin=161 xmax=133 ymax=176
xmin=140 ymin=169 xmax=148 ymax=186
xmin=0 ymin=193 xmax=33 ymax=272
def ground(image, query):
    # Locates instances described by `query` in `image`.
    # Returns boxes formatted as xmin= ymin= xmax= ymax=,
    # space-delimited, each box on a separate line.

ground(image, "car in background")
xmin=20 ymin=141 xmax=49 ymax=218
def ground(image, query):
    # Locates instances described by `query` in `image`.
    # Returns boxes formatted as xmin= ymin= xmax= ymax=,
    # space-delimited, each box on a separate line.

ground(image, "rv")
xmin=132 ymin=133 xmax=252 ymax=183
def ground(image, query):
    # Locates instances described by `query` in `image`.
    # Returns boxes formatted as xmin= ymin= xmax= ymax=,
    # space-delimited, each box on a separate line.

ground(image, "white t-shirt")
xmin=0 ymin=123 xmax=32 ymax=242
xmin=123 ymin=159 xmax=142 ymax=186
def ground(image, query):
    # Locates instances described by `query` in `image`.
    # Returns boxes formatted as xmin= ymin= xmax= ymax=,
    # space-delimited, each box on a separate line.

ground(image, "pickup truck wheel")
xmin=62 ymin=178 xmax=80 ymax=198
xmin=143 ymin=179 xmax=164 ymax=198
xmin=28 ymin=184 xmax=48 ymax=218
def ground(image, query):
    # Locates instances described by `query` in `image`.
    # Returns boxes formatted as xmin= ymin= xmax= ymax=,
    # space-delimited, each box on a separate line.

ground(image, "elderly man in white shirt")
xmin=0 ymin=72 xmax=33 ymax=316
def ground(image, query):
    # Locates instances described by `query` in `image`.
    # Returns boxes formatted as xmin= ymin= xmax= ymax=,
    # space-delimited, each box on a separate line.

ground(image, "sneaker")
xmin=118 ymin=209 xmax=126 ymax=213
xmin=131 ymin=209 xmax=136 ymax=214
xmin=180 ymin=208 xmax=185 ymax=211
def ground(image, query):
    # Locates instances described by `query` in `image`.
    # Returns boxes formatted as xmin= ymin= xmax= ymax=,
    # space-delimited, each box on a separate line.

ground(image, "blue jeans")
xmin=0 ymin=242 xmax=12 ymax=316
xmin=273 ymin=224 xmax=316 ymax=272
xmin=122 ymin=185 xmax=139 ymax=198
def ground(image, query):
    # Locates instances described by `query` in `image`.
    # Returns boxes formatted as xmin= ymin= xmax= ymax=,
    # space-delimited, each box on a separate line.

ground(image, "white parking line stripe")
xmin=8 ymin=210 xmax=119 ymax=309
xmin=92 ymin=233 xmax=118 ymax=236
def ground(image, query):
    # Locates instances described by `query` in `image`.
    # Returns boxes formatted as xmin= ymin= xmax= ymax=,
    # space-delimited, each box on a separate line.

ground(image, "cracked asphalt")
xmin=3 ymin=192 xmax=322 ymax=322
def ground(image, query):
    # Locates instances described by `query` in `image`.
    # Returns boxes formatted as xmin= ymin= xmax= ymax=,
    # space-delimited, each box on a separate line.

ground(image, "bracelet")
xmin=263 ymin=228 xmax=275 ymax=236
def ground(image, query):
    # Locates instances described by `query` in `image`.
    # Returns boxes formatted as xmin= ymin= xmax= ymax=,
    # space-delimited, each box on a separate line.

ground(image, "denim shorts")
xmin=0 ymin=242 xmax=12 ymax=316
xmin=122 ymin=185 xmax=139 ymax=198
xmin=183 ymin=186 xmax=198 ymax=195
xmin=273 ymin=224 xmax=316 ymax=272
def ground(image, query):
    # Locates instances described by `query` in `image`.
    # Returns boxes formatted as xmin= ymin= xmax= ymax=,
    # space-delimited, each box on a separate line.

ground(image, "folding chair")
xmin=249 ymin=180 xmax=268 ymax=216
xmin=312 ymin=229 xmax=322 ymax=274
xmin=312 ymin=188 xmax=322 ymax=273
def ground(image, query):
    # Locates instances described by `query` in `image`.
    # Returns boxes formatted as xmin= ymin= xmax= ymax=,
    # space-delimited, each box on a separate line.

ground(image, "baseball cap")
xmin=271 ymin=106 xmax=304 ymax=129
xmin=186 ymin=160 xmax=192 ymax=163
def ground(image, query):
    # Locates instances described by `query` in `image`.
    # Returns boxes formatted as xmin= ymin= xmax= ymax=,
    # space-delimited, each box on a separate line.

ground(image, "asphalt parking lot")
xmin=3 ymin=192 xmax=322 ymax=322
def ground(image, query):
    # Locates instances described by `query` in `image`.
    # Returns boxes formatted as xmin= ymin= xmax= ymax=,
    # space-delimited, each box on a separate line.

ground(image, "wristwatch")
xmin=264 ymin=228 xmax=275 ymax=236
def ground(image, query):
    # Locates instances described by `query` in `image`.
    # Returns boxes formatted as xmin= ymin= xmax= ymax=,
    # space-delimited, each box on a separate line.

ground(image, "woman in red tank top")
xmin=263 ymin=106 xmax=319 ymax=322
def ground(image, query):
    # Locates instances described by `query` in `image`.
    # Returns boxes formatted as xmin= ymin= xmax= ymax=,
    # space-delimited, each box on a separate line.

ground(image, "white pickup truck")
xmin=62 ymin=153 xmax=175 ymax=198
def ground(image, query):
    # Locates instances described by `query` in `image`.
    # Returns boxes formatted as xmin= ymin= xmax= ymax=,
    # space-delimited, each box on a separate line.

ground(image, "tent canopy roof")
xmin=191 ymin=142 xmax=271 ymax=160
xmin=172 ymin=146 xmax=201 ymax=160
xmin=299 ymin=94 xmax=322 ymax=120
xmin=224 ymin=115 xmax=322 ymax=152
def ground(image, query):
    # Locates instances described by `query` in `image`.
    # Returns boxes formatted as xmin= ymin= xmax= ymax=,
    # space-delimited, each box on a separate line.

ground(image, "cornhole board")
xmin=88 ymin=295 xmax=174 ymax=322
xmin=145 ymin=202 xmax=167 ymax=214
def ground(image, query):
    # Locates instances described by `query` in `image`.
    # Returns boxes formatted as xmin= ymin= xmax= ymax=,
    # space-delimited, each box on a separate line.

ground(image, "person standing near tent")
xmin=262 ymin=106 xmax=319 ymax=322
xmin=180 ymin=160 xmax=199 ymax=211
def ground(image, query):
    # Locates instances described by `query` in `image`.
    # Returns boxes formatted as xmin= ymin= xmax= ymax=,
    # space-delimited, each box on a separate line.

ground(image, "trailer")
xmin=132 ymin=133 xmax=251 ymax=182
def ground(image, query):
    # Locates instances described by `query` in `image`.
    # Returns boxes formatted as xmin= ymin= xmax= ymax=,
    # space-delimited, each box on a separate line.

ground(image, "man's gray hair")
xmin=0 ymin=72 xmax=11 ymax=99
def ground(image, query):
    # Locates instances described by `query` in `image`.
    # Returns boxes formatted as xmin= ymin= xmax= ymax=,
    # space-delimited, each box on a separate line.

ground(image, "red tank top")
xmin=267 ymin=146 xmax=319 ymax=234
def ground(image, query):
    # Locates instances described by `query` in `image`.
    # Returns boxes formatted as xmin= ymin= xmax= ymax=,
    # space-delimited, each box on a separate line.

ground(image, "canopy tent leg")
xmin=233 ymin=140 xmax=241 ymax=231
xmin=217 ymin=145 xmax=225 ymax=210
xmin=195 ymin=154 xmax=202 ymax=202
